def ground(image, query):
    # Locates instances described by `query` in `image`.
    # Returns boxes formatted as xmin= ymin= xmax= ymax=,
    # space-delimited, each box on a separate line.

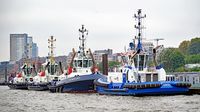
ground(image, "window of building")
xmin=193 ymin=77 xmax=195 ymax=84
xmin=179 ymin=76 xmax=183 ymax=81
xmin=187 ymin=76 xmax=189 ymax=82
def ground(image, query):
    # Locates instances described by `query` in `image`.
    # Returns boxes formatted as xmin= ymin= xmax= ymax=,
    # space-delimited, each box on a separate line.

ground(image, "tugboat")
xmin=8 ymin=46 xmax=37 ymax=89
xmin=94 ymin=9 xmax=191 ymax=96
xmin=49 ymin=25 xmax=105 ymax=93
xmin=28 ymin=36 xmax=62 ymax=90
xmin=8 ymin=63 xmax=36 ymax=89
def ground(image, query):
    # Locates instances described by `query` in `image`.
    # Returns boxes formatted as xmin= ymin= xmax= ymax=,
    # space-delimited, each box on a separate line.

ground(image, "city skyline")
xmin=10 ymin=33 xmax=38 ymax=61
xmin=0 ymin=0 xmax=200 ymax=61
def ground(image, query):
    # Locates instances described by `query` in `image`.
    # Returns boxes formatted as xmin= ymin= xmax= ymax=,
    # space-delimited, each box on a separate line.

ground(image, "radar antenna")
xmin=134 ymin=9 xmax=146 ymax=51
xmin=78 ymin=25 xmax=88 ymax=56
xmin=48 ymin=36 xmax=56 ymax=64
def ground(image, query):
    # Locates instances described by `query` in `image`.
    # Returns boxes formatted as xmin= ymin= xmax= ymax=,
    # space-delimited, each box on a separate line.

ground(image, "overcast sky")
xmin=0 ymin=0 xmax=200 ymax=61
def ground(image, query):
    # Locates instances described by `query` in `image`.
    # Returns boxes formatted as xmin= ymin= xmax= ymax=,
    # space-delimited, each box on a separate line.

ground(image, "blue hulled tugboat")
xmin=94 ymin=9 xmax=191 ymax=96
xmin=49 ymin=25 xmax=105 ymax=93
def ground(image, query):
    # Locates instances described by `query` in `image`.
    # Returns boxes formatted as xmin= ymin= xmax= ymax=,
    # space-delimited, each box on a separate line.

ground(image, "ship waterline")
xmin=0 ymin=86 xmax=199 ymax=112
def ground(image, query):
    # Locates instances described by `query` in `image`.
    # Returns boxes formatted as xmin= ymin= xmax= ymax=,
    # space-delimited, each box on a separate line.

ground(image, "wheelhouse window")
xmin=139 ymin=55 xmax=145 ymax=71
xmin=83 ymin=60 xmax=88 ymax=68
xmin=74 ymin=59 xmax=93 ymax=68
xmin=23 ymin=67 xmax=32 ymax=75
xmin=48 ymin=65 xmax=57 ymax=75
xmin=78 ymin=60 xmax=82 ymax=67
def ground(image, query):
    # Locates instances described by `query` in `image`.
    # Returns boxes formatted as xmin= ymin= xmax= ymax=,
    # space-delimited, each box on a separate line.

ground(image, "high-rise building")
xmin=93 ymin=49 xmax=113 ymax=63
xmin=10 ymin=34 xmax=28 ymax=61
xmin=32 ymin=43 xmax=38 ymax=58
xmin=27 ymin=36 xmax=33 ymax=58
xmin=10 ymin=34 xmax=38 ymax=61
xmin=94 ymin=49 xmax=113 ymax=55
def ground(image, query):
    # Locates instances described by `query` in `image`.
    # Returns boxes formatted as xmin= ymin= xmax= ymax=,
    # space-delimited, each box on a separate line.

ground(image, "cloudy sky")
xmin=0 ymin=0 xmax=200 ymax=61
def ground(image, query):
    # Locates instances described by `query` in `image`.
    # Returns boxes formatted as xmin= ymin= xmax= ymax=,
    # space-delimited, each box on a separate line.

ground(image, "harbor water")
xmin=0 ymin=86 xmax=199 ymax=112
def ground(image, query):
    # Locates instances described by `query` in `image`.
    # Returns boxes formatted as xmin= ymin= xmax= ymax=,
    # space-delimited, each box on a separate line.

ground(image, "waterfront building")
xmin=10 ymin=33 xmax=38 ymax=61
xmin=10 ymin=34 xmax=28 ymax=61
xmin=185 ymin=64 xmax=200 ymax=69
xmin=32 ymin=43 xmax=38 ymax=58
xmin=27 ymin=36 xmax=33 ymax=58
xmin=93 ymin=49 xmax=113 ymax=63
xmin=112 ymin=53 xmax=122 ymax=62
xmin=94 ymin=49 xmax=113 ymax=55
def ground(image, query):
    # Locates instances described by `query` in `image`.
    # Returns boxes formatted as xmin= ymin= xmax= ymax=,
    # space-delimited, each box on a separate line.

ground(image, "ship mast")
xmin=78 ymin=25 xmax=88 ymax=56
xmin=134 ymin=9 xmax=146 ymax=51
xmin=48 ymin=36 xmax=56 ymax=64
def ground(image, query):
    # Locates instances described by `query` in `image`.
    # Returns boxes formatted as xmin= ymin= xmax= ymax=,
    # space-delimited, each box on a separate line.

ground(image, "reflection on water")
xmin=0 ymin=86 xmax=199 ymax=112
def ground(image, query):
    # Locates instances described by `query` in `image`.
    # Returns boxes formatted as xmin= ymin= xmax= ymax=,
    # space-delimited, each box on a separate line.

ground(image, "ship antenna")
xmin=48 ymin=36 xmax=56 ymax=64
xmin=134 ymin=9 xmax=146 ymax=51
xmin=78 ymin=25 xmax=88 ymax=56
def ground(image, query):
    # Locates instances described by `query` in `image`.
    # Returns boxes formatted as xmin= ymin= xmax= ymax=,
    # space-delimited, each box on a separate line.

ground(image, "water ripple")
xmin=0 ymin=86 xmax=200 ymax=112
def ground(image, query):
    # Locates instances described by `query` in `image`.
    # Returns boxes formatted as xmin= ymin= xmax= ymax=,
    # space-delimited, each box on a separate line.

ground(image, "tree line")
xmin=158 ymin=37 xmax=200 ymax=72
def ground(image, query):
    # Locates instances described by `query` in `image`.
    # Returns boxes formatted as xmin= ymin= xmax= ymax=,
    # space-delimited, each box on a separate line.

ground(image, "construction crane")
xmin=153 ymin=38 xmax=164 ymax=46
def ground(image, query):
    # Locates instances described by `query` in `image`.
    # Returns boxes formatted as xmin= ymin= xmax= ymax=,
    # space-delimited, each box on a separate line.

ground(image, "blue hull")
xmin=49 ymin=73 xmax=105 ymax=93
xmin=95 ymin=79 xmax=191 ymax=96
xmin=96 ymin=86 xmax=189 ymax=96
xmin=62 ymin=80 xmax=95 ymax=93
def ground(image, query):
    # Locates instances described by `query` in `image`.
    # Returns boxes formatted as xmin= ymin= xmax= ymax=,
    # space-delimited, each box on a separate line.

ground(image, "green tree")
xmin=185 ymin=54 xmax=200 ymax=64
xmin=158 ymin=48 xmax=185 ymax=72
xmin=178 ymin=40 xmax=190 ymax=55
xmin=108 ymin=61 xmax=121 ymax=68
xmin=188 ymin=37 xmax=200 ymax=55
xmin=189 ymin=67 xmax=200 ymax=72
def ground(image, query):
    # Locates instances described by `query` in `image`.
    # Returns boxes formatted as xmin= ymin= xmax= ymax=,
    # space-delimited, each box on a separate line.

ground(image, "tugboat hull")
xmin=49 ymin=73 xmax=105 ymax=93
xmin=96 ymin=86 xmax=189 ymax=96
xmin=28 ymin=83 xmax=49 ymax=91
xmin=8 ymin=83 xmax=28 ymax=90
xmin=95 ymin=78 xmax=191 ymax=96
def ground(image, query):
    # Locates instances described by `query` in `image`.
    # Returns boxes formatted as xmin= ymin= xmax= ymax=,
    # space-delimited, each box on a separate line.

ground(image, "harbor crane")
xmin=153 ymin=38 xmax=164 ymax=46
